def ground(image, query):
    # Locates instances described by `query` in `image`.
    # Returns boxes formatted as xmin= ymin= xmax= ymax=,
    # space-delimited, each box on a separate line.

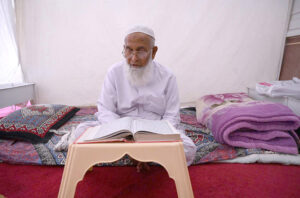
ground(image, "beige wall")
xmin=16 ymin=0 xmax=292 ymax=105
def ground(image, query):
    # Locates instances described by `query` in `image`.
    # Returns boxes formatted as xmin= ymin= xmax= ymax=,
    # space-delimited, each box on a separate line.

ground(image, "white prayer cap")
xmin=125 ymin=25 xmax=155 ymax=39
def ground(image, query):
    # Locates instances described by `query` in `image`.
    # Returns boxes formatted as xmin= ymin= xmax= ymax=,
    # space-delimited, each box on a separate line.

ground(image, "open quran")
xmin=75 ymin=117 xmax=181 ymax=143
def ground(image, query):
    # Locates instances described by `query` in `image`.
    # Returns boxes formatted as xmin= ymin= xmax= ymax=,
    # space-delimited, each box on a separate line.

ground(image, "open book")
xmin=75 ymin=117 xmax=181 ymax=143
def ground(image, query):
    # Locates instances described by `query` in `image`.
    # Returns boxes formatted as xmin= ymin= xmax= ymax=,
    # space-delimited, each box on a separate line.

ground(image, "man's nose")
xmin=130 ymin=53 xmax=139 ymax=63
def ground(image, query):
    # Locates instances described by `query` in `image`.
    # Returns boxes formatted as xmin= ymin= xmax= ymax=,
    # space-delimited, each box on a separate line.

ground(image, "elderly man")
xmin=55 ymin=25 xmax=196 ymax=169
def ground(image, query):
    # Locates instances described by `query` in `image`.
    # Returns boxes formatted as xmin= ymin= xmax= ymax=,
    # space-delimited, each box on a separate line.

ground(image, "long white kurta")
xmin=74 ymin=60 xmax=196 ymax=165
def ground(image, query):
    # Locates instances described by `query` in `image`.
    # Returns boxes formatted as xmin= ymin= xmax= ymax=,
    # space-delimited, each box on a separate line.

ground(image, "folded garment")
xmin=196 ymin=93 xmax=300 ymax=154
xmin=256 ymin=77 xmax=300 ymax=99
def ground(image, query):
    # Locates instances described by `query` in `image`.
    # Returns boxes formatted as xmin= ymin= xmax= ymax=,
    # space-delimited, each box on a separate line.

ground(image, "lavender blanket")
xmin=196 ymin=93 xmax=300 ymax=154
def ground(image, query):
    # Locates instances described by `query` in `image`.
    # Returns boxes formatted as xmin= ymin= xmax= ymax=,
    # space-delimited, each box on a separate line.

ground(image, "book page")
xmin=88 ymin=117 xmax=133 ymax=140
xmin=133 ymin=119 xmax=179 ymax=135
xmin=75 ymin=125 xmax=102 ymax=143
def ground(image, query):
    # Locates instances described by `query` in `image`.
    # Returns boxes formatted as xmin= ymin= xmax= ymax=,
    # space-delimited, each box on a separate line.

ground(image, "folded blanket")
xmin=196 ymin=93 xmax=300 ymax=154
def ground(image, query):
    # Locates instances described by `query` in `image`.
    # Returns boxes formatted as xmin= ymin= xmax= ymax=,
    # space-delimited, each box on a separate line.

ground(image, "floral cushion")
xmin=0 ymin=104 xmax=79 ymax=143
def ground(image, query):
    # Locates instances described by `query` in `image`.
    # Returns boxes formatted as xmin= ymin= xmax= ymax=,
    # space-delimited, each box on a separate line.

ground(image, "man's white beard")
xmin=124 ymin=58 xmax=154 ymax=87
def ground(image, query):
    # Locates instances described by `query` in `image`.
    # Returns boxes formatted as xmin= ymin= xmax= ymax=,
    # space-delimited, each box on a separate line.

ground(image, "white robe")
xmin=74 ymin=61 xmax=196 ymax=165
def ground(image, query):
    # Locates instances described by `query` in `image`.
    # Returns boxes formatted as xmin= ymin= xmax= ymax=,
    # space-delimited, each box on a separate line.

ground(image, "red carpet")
xmin=1 ymin=163 xmax=300 ymax=198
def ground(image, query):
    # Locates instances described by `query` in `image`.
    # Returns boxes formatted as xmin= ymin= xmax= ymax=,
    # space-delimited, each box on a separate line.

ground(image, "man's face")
xmin=123 ymin=32 xmax=157 ymax=67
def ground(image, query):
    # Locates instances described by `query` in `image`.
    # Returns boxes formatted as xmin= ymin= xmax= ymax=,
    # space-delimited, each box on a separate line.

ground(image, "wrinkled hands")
xmin=54 ymin=128 xmax=77 ymax=152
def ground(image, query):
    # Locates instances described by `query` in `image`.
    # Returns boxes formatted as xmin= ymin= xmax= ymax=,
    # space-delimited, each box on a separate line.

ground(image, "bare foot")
xmin=136 ymin=162 xmax=150 ymax=173
xmin=130 ymin=157 xmax=150 ymax=172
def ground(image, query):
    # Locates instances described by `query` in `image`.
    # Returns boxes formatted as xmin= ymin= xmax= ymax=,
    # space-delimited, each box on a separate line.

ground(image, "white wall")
xmin=16 ymin=0 xmax=292 ymax=106
xmin=287 ymin=0 xmax=300 ymax=37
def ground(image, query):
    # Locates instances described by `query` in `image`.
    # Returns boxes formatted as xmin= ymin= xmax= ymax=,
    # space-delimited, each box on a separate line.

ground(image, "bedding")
xmin=196 ymin=93 xmax=300 ymax=154
xmin=0 ymin=104 xmax=79 ymax=143
xmin=1 ymin=106 xmax=299 ymax=166
xmin=220 ymin=153 xmax=300 ymax=165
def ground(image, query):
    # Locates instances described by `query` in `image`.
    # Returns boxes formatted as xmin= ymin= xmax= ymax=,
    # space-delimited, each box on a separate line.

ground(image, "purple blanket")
xmin=197 ymin=93 xmax=300 ymax=154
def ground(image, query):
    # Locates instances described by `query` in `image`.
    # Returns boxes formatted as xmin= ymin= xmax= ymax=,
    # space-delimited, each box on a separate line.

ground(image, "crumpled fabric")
xmin=256 ymin=77 xmax=300 ymax=99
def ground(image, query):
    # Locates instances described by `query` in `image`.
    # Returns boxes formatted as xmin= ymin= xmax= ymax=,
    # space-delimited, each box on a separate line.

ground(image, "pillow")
xmin=0 ymin=104 xmax=80 ymax=143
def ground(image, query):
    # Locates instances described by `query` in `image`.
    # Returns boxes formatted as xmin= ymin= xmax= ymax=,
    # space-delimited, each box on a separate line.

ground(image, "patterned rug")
xmin=0 ymin=107 xmax=275 ymax=166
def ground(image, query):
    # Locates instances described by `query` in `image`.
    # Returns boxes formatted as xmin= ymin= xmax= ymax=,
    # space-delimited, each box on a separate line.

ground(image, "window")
xmin=0 ymin=0 xmax=23 ymax=84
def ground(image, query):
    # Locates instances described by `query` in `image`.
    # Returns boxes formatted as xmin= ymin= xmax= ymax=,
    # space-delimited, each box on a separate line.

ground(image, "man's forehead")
xmin=125 ymin=33 xmax=152 ymax=46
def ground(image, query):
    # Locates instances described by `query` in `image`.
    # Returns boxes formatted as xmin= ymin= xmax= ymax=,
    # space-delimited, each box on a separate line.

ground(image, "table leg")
xmin=58 ymin=145 xmax=92 ymax=198
xmin=126 ymin=143 xmax=194 ymax=198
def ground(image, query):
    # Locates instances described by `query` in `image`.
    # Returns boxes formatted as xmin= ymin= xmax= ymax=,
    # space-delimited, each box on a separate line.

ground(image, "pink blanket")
xmin=196 ymin=93 xmax=300 ymax=154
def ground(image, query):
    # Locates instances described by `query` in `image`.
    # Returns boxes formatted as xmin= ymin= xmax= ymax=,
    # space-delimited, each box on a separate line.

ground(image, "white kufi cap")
xmin=125 ymin=25 xmax=155 ymax=39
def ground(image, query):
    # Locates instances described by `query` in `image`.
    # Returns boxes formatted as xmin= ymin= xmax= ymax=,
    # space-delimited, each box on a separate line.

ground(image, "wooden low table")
xmin=58 ymin=142 xmax=194 ymax=198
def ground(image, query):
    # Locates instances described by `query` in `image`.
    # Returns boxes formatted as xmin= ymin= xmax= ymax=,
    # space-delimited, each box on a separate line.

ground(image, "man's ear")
xmin=152 ymin=46 xmax=158 ymax=60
